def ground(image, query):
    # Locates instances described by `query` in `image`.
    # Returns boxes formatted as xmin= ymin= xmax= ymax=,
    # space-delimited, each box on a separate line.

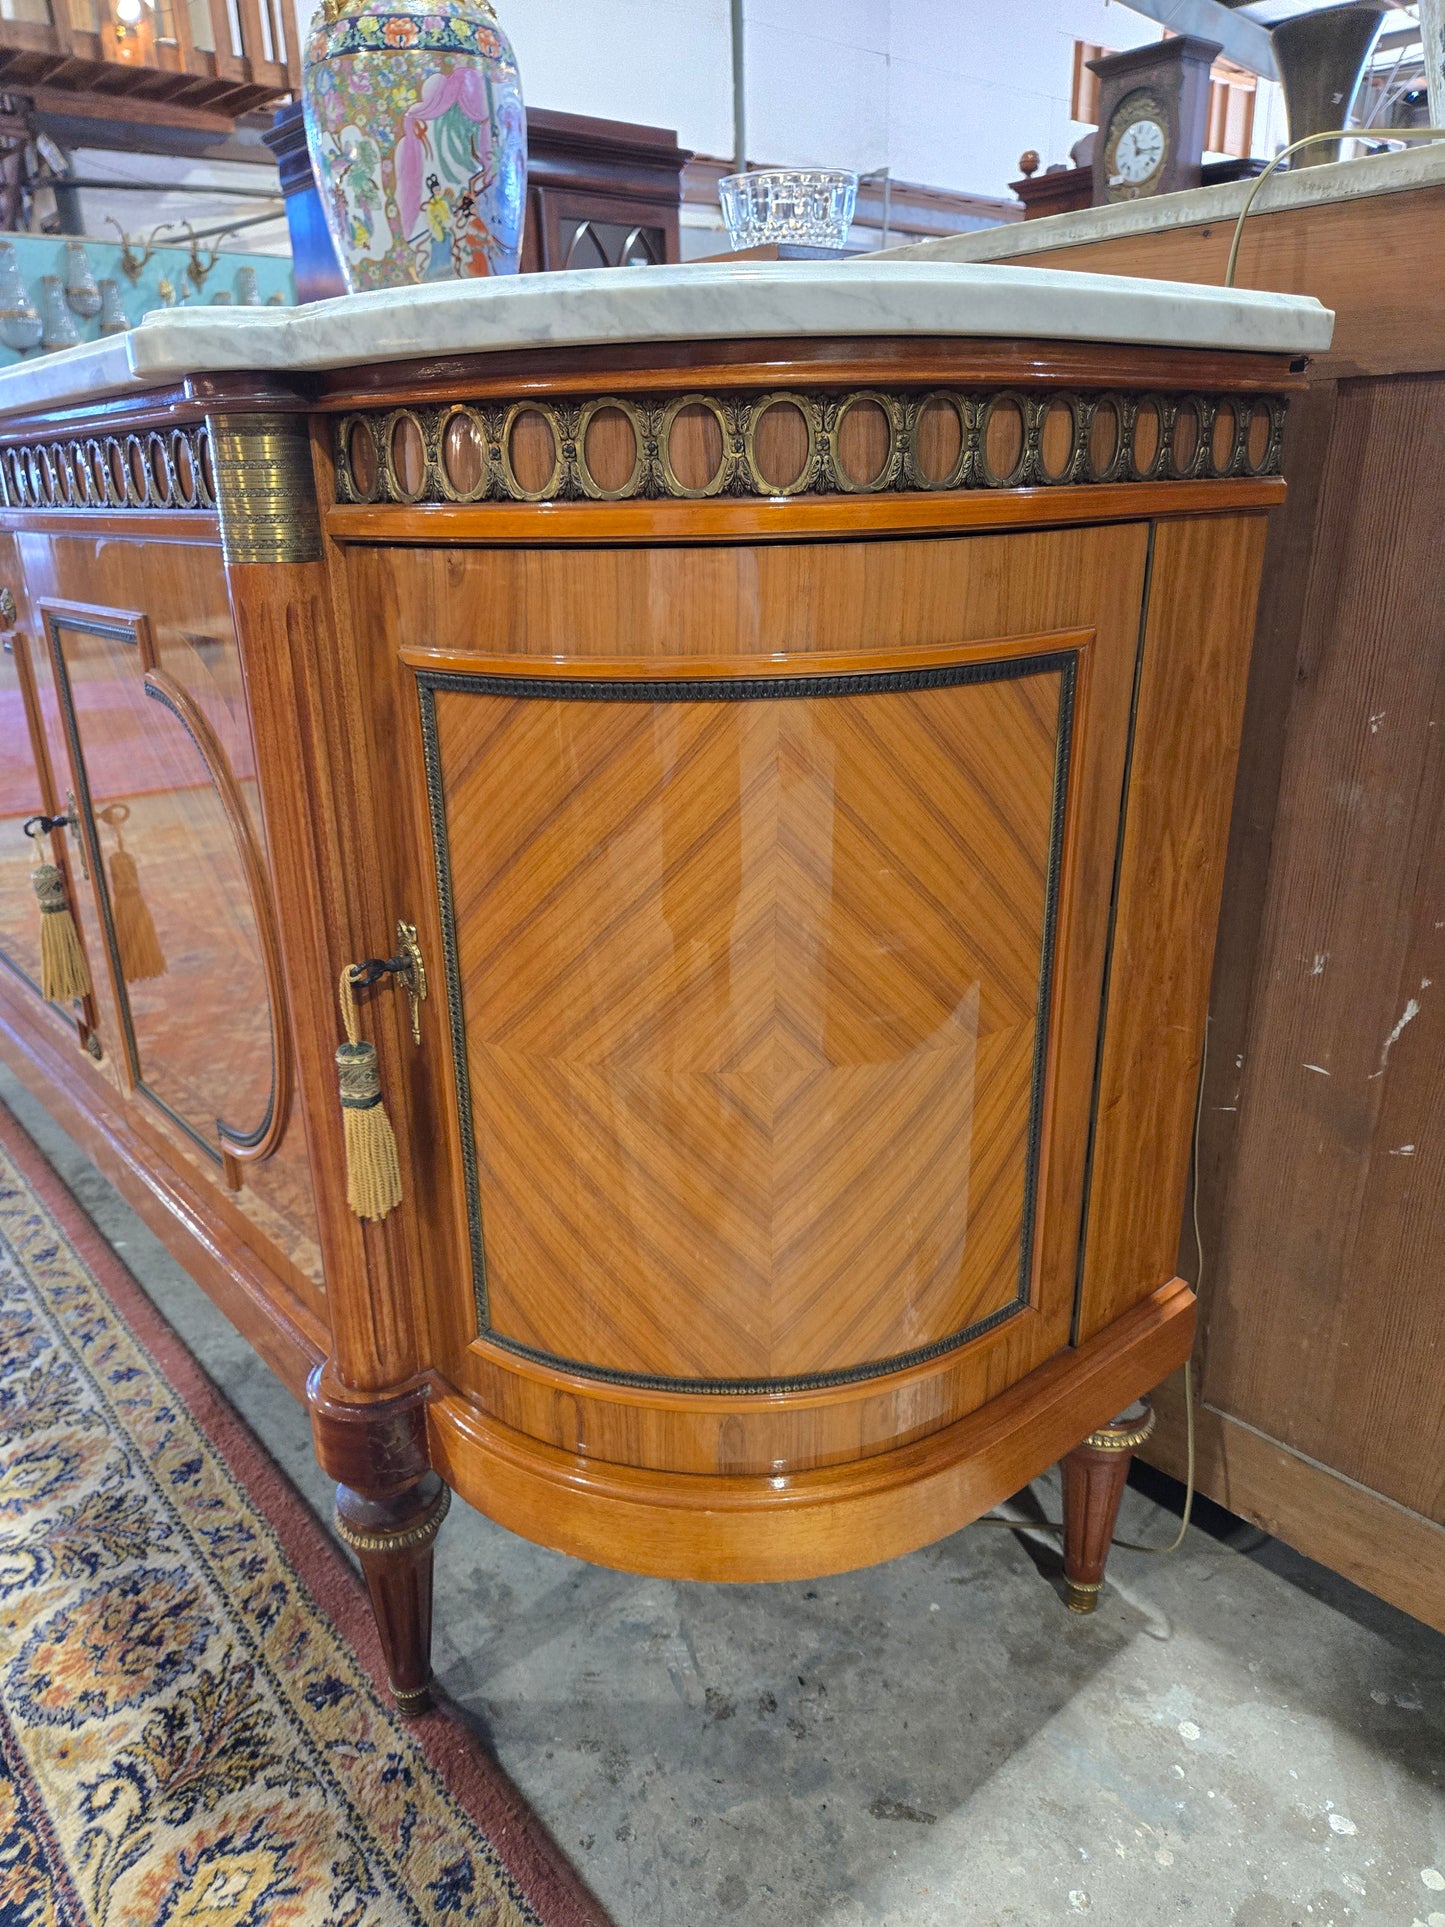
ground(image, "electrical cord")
xmin=972 ymin=1020 xmax=1208 ymax=1557
xmin=1225 ymin=126 xmax=1445 ymax=287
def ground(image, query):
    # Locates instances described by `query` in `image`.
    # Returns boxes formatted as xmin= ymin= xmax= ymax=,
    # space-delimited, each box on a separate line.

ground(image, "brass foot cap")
xmin=390 ymin=1680 xmax=433 ymax=1716
xmin=1066 ymin=1580 xmax=1102 ymax=1614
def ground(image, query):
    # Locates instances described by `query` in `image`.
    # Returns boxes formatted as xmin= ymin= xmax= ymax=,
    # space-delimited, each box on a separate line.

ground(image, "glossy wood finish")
xmin=314 ymin=336 xmax=1307 ymax=412
xmin=0 ymin=968 xmax=325 ymax=1397
xmin=983 ymin=176 xmax=1445 ymax=1622
xmin=335 ymin=1473 xmax=448 ymax=1713
xmin=0 ymin=609 xmax=64 ymax=1008
xmin=425 ymin=1279 xmax=1195 ymax=1583
xmin=430 ymin=647 xmax=1069 ymax=1385
xmin=1075 ymin=512 xmax=1267 ymax=1342
xmin=328 ymin=478 xmax=1286 ymax=550
xmin=348 ymin=523 xmax=1151 ymax=1484
xmin=520 ymin=108 xmax=689 ymax=275
xmin=0 ymin=335 xmax=1292 ymax=1678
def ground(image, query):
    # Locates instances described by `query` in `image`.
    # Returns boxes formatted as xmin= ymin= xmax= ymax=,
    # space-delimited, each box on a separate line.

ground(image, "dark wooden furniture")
xmin=269 ymin=103 xmax=690 ymax=302
xmin=0 ymin=312 xmax=1305 ymax=1704
xmin=956 ymin=165 xmax=1445 ymax=1632
xmin=1012 ymin=164 xmax=1095 ymax=221
xmin=1009 ymin=158 xmax=1266 ymax=221
xmin=521 ymin=108 xmax=688 ymax=271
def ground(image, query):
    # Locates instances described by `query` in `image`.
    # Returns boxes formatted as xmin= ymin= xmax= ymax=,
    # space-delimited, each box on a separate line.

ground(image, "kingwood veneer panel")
xmin=429 ymin=657 xmax=1067 ymax=1382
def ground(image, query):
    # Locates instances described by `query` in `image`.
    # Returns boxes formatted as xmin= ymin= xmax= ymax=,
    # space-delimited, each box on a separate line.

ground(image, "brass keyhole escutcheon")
xmin=395 ymin=920 xmax=427 ymax=1045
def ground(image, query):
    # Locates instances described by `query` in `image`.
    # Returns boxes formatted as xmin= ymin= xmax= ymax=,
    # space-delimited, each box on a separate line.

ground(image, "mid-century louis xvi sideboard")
xmin=0 ymin=262 xmax=1331 ymax=1708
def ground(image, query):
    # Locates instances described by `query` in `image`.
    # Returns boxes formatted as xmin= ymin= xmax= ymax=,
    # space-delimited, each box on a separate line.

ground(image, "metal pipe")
xmin=730 ymin=0 xmax=746 ymax=173
xmin=155 ymin=208 xmax=287 ymax=243
xmin=58 ymin=178 xmax=283 ymax=199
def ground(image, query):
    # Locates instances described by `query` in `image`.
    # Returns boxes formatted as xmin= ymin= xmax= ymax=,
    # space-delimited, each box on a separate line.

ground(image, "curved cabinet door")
xmin=375 ymin=521 xmax=1152 ymax=1427
xmin=39 ymin=597 xmax=291 ymax=1169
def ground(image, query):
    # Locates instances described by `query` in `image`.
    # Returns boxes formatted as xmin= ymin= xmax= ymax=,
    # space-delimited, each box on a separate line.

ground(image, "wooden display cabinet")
xmin=0 ymin=282 xmax=1319 ymax=1705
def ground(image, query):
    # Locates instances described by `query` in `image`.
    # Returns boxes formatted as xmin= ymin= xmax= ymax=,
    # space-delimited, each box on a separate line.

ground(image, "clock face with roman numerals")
xmin=1103 ymin=89 xmax=1171 ymax=201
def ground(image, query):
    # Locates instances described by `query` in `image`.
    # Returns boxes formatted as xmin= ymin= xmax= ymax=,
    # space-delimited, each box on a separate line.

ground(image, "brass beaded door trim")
xmin=335 ymin=386 xmax=1289 ymax=508
xmin=0 ymin=425 xmax=215 ymax=515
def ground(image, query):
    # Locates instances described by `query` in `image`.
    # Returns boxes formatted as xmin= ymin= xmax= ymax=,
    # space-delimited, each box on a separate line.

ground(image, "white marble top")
xmin=0 ymin=258 xmax=1331 ymax=420
xmin=877 ymin=142 xmax=1445 ymax=268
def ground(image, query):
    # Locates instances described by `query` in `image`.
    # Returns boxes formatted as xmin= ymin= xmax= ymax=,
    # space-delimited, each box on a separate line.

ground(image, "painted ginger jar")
xmin=301 ymin=0 xmax=525 ymax=293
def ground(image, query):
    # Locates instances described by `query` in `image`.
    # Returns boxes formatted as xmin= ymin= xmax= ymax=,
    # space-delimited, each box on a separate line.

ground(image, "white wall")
xmin=280 ymin=0 xmax=1287 ymax=206
xmin=487 ymin=0 xmax=1167 ymax=197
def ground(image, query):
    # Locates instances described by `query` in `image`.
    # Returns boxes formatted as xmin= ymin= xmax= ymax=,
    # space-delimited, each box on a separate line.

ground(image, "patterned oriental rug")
xmin=0 ymin=1103 xmax=609 ymax=1927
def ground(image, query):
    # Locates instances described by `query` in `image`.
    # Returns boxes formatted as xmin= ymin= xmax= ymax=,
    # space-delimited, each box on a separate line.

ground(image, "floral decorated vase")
xmin=301 ymin=0 xmax=525 ymax=293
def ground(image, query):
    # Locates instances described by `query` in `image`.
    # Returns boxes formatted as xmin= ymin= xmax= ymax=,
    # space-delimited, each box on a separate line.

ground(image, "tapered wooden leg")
xmin=1060 ymin=1402 xmax=1157 ymax=1613
xmin=334 ymin=1471 xmax=450 ymax=1712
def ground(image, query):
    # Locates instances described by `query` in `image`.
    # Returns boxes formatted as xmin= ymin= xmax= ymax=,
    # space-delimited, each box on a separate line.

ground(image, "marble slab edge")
xmin=0 ymin=260 xmax=1333 ymax=422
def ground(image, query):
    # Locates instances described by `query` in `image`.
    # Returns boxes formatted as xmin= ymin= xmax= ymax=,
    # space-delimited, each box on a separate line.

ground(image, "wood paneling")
xmin=0 ymin=610 xmax=59 ymax=1007
xmin=1148 ymin=1371 xmax=1445 ymax=1634
xmin=985 ymin=183 xmax=1445 ymax=380
xmin=0 ymin=969 xmax=325 ymax=1398
xmin=0 ymin=342 xmax=1289 ymax=1664
xmin=1200 ymin=378 xmax=1445 ymax=1523
xmin=354 ymin=524 xmax=1147 ymax=667
xmin=315 ymin=336 xmax=1307 ymax=412
xmin=351 ymin=520 xmax=1165 ymax=1487
xmin=1077 ymin=512 xmax=1268 ymax=1340
xmin=328 ymin=478 xmax=1286 ymax=550
xmin=17 ymin=543 xmax=325 ymax=1305
xmin=986 ymin=176 xmax=1445 ymax=1620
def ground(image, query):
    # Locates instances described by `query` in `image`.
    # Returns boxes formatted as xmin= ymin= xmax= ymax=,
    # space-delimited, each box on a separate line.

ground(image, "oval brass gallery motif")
xmin=334 ymin=386 xmax=1289 ymax=506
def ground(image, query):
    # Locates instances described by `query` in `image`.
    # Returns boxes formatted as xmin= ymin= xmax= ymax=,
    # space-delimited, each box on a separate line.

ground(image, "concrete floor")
xmin=3 ymin=1063 xmax=1442 ymax=1927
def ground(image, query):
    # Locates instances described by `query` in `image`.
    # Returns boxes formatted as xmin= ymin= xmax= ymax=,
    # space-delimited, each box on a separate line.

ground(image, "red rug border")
xmin=0 ymin=1100 xmax=611 ymax=1927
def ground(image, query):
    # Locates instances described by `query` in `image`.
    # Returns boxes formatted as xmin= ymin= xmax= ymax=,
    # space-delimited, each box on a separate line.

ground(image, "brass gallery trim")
xmin=0 ymin=411 xmax=324 ymax=567
xmin=416 ymin=652 xmax=1078 ymax=1397
xmin=336 ymin=387 xmax=1289 ymax=508
xmin=0 ymin=422 xmax=215 ymax=515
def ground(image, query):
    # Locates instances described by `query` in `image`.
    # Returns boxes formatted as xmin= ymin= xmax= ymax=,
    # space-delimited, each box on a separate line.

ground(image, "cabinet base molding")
xmin=425 ymin=1280 xmax=1194 ymax=1584
xmin=0 ymin=992 xmax=324 ymax=1400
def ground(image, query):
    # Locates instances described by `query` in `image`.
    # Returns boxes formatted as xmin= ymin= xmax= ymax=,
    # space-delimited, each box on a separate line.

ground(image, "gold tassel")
xmin=109 ymin=837 xmax=167 ymax=983
xmin=337 ymin=965 xmax=402 ymax=1221
xmin=32 ymin=861 xmax=91 ymax=1003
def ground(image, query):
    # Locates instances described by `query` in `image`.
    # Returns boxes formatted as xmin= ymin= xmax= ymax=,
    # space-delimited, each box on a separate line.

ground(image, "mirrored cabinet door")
xmin=0 ymin=555 xmax=95 ymax=1045
xmin=39 ymin=599 xmax=285 ymax=1171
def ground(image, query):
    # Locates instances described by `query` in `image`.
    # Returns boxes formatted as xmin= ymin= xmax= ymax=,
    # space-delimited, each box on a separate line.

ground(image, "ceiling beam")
xmin=1120 ymin=0 xmax=1281 ymax=78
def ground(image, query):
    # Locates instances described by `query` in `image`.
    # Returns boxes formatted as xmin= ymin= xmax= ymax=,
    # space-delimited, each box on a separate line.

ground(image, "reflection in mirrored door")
xmin=42 ymin=602 xmax=283 ymax=1166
